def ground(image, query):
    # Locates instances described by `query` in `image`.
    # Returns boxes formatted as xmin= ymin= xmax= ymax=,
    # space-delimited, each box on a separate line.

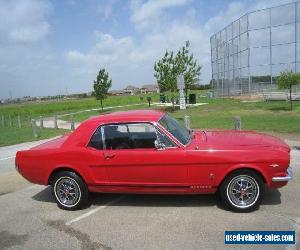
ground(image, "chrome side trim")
xmin=272 ymin=167 xmax=293 ymax=182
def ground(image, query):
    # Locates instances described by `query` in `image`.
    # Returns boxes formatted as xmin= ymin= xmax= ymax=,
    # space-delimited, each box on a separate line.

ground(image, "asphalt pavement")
xmin=0 ymin=138 xmax=299 ymax=249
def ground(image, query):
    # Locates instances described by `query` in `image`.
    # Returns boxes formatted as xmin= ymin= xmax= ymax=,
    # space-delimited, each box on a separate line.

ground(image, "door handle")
xmin=105 ymin=154 xmax=115 ymax=160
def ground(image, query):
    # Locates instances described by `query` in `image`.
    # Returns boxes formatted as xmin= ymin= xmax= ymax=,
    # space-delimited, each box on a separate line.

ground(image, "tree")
xmin=277 ymin=70 xmax=300 ymax=110
xmin=154 ymin=50 xmax=177 ymax=93
xmin=154 ymin=41 xmax=202 ymax=96
xmin=93 ymin=68 xmax=112 ymax=111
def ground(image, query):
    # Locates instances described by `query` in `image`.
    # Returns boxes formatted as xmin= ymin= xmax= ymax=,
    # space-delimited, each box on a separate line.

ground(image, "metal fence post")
xmin=40 ymin=116 xmax=44 ymax=129
xmin=31 ymin=119 xmax=38 ymax=138
xmin=54 ymin=116 xmax=58 ymax=129
xmin=1 ymin=115 xmax=4 ymax=127
xmin=18 ymin=115 xmax=22 ymax=128
xmin=184 ymin=115 xmax=191 ymax=130
xmin=234 ymin=116 xmax=242 ymax=130
xmin=70 ymin=115 xmax=75 ymax=131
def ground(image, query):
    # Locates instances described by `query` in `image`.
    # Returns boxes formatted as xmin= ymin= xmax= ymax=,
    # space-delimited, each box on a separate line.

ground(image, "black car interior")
xmin=104 ymin=125 xmax=156 ymax=149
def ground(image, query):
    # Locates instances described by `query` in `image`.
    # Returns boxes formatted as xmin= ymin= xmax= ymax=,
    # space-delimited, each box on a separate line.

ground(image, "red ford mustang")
xmin=16 ymin=110 xmax=292 ymax=212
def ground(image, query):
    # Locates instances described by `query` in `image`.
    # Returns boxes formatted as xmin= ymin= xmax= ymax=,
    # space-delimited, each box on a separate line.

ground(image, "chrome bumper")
xmin=272 ymin=167 xmax=293 ymax=182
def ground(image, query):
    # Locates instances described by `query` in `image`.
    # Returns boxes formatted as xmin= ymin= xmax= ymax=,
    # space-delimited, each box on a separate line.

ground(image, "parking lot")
xmin=0 ymin=139 xmax=299 ymax=249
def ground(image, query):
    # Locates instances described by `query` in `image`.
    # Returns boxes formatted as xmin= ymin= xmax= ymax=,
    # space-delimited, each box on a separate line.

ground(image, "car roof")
xmin=86 ymin=109 xmax=165 ymax=124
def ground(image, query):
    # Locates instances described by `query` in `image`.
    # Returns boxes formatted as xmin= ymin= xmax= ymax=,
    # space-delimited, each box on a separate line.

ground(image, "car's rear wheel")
xmin=52 ymin=171 xmax=89 ymax=210
xmin=219 ymin=169 xmax=265 ymax=212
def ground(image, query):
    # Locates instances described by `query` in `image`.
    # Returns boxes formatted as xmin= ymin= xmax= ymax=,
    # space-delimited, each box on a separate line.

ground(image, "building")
xmin=123 ymin=85 xmax=140 ymax=95
xmin=109 ymin=90 xmax=124 ymax=96
xmin=140 ymin=84 xmax=160 ymax=94
xmin=210 ymin=1 xmax=300 ymax=96
xmin=109 ymin=84 xmax=160 ymax=96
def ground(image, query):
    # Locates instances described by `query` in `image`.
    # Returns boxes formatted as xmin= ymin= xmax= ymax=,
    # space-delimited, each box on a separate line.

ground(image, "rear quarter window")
xmin=88 ymin=127 xmax=103 ymax=150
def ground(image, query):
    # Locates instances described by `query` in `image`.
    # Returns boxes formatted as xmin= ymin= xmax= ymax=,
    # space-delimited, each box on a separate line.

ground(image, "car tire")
xmin=52 ymin=171 xmax=89 ymax=210
xmin=219 ymin=169 xmax=265 ymax=212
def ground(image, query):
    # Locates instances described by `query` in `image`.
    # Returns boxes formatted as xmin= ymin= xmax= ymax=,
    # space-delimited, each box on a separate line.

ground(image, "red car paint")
xmin=15 ymin=110 xmax=291 ymax=194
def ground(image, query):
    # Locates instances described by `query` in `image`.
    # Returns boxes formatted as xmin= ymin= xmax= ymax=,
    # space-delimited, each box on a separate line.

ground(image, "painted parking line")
xmin=0 ymin=156 xmax=15 ymax=161
xmin=65 ymin=195 xmax=126 ymax=226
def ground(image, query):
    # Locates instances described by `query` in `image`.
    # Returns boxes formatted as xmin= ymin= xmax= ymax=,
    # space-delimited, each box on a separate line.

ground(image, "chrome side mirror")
xmin=154 ymin=140 xmax=165 ymax=150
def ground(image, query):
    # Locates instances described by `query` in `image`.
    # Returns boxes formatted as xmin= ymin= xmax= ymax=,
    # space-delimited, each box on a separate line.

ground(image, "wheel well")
xmin=48 ymin=167 xmax=85 ymax=185
xmin=221 ymin=167 xmax=266 ymax=185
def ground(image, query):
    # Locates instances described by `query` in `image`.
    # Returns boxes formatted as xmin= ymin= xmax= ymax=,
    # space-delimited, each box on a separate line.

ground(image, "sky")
xmin=0 ymin=0 xmax=296 ymax=99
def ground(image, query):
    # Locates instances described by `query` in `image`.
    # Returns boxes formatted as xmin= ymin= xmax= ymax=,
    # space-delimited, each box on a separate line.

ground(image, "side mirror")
xmin=154 ymin=140 xmax=165 ymax=150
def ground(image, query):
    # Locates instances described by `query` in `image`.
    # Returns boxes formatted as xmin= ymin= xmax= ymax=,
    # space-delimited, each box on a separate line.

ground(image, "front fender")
xmin=214 ymin=163 xmax=271 ymax=188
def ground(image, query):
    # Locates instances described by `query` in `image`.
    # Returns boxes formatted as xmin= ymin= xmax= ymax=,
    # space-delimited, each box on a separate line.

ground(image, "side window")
xmin=103 ymin=124 xmax=131 ymax=150
xmin=157 ymin=129 xmax=177 ymax=148
xmin=102 ymin=123 xmax=176 ymax=149
xmin=88 ymin=127 xmax=103 ymax=150
xmin=127 ymin=123 xmax=157 ymax=149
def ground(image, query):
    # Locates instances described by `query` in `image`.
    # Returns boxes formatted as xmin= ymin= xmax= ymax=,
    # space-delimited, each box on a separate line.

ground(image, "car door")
xmin=102 ymin=122 xmax=188 ymax=186
xmin=85 ymin=126 xmax=109 ymax=185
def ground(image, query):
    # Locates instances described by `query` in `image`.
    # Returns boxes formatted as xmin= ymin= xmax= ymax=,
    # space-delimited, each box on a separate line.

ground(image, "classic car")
xmin=15 ymin=110 xmax=292 ymax=212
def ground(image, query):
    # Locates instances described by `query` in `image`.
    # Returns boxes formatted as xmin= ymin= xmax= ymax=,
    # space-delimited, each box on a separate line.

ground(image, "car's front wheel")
xmin=52 ymin=171 xmax=89 ymax=210
xmin=219 ymin=169 xmax=265 ymax=212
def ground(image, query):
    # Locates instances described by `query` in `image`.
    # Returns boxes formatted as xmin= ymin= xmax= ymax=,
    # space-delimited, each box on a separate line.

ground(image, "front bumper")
xmin=272 ymin=167 xmax=293 ymax=182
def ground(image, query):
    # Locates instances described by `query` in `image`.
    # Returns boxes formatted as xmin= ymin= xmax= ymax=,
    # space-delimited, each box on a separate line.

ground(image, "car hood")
xmin=190 ymin=130 xmax=290 ymax=151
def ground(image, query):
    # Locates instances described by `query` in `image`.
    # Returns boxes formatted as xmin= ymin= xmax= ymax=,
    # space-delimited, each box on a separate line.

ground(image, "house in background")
xmin=109 ymin=90 xmax=124 ymax=95
xmin=109 ymin=84 xmax=160 ymax=96
xmin=123 ymin=85 xmax=140 ymax=95
xmin=140 ymin=84 xmax=160 ymax=94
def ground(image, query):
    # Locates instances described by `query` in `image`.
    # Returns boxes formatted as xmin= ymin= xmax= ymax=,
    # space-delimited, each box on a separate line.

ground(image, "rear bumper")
xmin=272 ymin=167 xmax=293 ymax=182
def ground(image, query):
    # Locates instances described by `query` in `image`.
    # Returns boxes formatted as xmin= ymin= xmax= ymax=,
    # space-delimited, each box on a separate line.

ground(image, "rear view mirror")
xmin=154 ymin=140 xmax=165 ymax=150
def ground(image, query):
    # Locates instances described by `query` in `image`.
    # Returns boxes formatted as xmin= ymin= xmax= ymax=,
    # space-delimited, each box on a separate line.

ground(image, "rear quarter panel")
xmin=16 ymin=147 xmax=104 ymax=187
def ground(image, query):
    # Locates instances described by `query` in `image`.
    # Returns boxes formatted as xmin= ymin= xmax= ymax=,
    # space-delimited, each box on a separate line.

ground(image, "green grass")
xmin=169 ymin=98 xmax=300 ymax=133
xmin=0 ymin=94 xmax=160 ymax=120
xmin=67 ymin=95 xmax=300 ymax=134
xmin=0 ymin=94 xmax=160 ymax=146
xmin=1 ymin=91 xmax=300 ymax=147
xmin=67 ymin=103 xmax=152 ymax=122
xmin=0 ymin=126 xmax=67 ymax=147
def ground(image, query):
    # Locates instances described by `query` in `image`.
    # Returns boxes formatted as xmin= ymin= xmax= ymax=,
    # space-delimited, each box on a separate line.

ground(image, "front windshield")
xmin=158 ymin=114 xmax=191 ymax=145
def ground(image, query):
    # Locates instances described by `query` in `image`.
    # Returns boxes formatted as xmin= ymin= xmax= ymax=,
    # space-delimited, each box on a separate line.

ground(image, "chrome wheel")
xmin=227 ymin=175 xmax=259 ymax=209
xmin=54 ymin=177 xmax=81 ymax=207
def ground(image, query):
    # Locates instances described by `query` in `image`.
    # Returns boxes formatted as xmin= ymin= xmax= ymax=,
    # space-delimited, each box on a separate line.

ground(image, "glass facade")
xmin=210 ymin=1 xmax=300 ymax=96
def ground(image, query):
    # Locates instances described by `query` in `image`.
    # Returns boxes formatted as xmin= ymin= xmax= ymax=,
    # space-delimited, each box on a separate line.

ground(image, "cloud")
xmin=66 ymin=31 xmax=134 ymax=65
xmin=0 ymin=0 xmax=56 ymax=99
xmin=9 ymin=22 xmax=50 ymax=43
xmin=0 ymin=0 xmax=51 ymax=44
xmin=97 ymin=0 xmax=116 ymax=21
xmin=65 ymin=20 xmax=211 ymax=89
xmin=65 ymin=31 xmax=139 ymax=87
xmin=204 ymin=2 xmax=246 ymax=32
xmin=69 ymin=0 xmax=297 ymax=91
xmin=1 ymin=0 xmax=297 ymax=99
xmin=130 ymin=0 xmax=191 ymax=30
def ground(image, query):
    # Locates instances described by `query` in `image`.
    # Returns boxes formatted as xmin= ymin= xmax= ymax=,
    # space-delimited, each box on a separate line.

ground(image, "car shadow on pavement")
xmin=261 ymin=187 xmax=281 ymax=205
xmin=91 ymin=193 xmax=218 ymax=208
xmin=32 ymin=186 xmax=218 ymax=208
xmin=32 ymin=186 xmax=55 ymax=203
xmin=32 ymin=186 xmax=282 ymax=209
